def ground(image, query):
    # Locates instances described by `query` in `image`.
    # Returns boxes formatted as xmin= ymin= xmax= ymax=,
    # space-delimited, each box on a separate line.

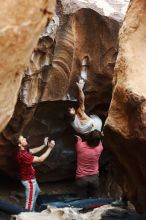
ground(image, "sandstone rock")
xmin=0 ymin=100 xmax=77 ymax=181
xmin=1 ymin=0 xmax=146 ymax=215
xmin=0 ymin=0 xmax=56 ymax=132
xmin=0 ymin=8 xmax=119 ymax=183
xmin=104 ymin=0 xmax=146 ymax=214
xmin=40 ymin=13 xmax=75 ymax=101
xmin=12 ymin=205 xmax=145 ymax=220
xmin=61 ymin=0 xmax=130 ymax=22
xmin=20 ymin=8 xmax=119 ymax=119
xmin=69 ymin=9 xmax=119 ymax=118
xmin=19 ymin=15 xmax=59 ymax=107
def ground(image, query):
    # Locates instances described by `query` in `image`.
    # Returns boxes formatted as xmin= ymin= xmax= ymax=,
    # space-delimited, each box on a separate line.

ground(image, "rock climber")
xmin=75 ymin=130 xmax=103 ymax=198
xmin=16 ymin=135 xmax=55 ymax=211
xmin=66 ymin=79 xmax=102 ymax=134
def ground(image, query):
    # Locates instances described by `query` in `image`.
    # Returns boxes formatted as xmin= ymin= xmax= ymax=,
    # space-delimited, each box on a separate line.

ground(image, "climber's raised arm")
xmin=29 ymin=137 xmax=49 ymax=154
xmin=76 ymin=79 xmax=85 ymax=113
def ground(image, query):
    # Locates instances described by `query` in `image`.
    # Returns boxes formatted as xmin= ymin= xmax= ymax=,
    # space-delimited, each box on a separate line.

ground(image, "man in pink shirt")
xmin=75 ymin=130 xmax=103 ymax=198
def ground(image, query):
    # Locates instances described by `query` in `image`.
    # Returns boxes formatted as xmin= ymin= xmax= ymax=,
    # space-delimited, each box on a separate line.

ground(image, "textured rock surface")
xmin=38 ymin=13 xmax=75 ymax=101
xmin=41 ymin=8 xmax=119 ymax=106
xmin=68 ymin=9 xmax=119 ymax=118
xmin=0 ymin=8 xmax=119 ymax=183
xmin=0 ymin=100 xmax=77 ymax=181
xmin=20 ymin=8 xmax=119 ymax=117
xmin=1 ymin=0 xmax=146 ymax=215
xmin=13 ymin=205 xmax=145 ymax=220
xmin=104 ymin=0 xmax=146 ymax=214
xmin=0 ymin=0 xmax=56 ymax=132
xmin=61 ymin=0 xmax=130 ymax=21
xmin=62 ymin=0 xmax=129 ymax=21
xmin=23 ymin=101 xmax=77 ymax=182
xmin=19 ymin=15 xmax=59 ymax=106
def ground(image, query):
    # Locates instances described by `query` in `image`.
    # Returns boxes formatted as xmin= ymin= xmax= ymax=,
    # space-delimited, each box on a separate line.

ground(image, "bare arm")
xmin=76 ymin=79 xmax=85 ymax=112
xmin=29 ymin=137 xmax=49 ymax=154
xmin=33 ymin=140 xmax=55 ymax=163
xmin=29 ymin=144 xmax=46 ymax=154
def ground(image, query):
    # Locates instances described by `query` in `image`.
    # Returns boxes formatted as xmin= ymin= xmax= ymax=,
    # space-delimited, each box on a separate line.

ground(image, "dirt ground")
xmin=0 ymin=176 xmax=144 ymax=220
xmin=0 ymin=175 xmax=76 ymax=208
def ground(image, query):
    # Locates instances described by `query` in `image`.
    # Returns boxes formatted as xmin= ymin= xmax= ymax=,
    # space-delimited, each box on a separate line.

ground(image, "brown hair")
xmin=11 ymin=134 xmax=21 ymax=145
xmin=83 ymin=130 xmax=102 ymax=147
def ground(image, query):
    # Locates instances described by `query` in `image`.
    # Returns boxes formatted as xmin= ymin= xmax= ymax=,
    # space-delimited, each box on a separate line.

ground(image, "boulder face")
xmin=1 ymin=100 xmax=77 ymax=182
xmin=13 ymin=205 xmax=144 ymax=220
xmin=0 ymin=8 xmax=119 ymax=183
xmin=104 ymin=0 xmax=146 ymax=214
xmin=0 ymin=0 xmax=56 ymax=132
xmin=61 ymin=0 xmax=130 ymax=22
xmin=69 ymin=9 xmax=119 ymax=118
xmin=20 ymin=8 xmax=120 ymax=117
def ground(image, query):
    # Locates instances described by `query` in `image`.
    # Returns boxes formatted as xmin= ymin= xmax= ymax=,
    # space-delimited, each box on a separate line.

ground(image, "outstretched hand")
xmin=48 ymin=140 xmax=55 ymax=149
xmin=76 ymin=79 xmax=85 ymax=90
xmin=44 ymin=137 xmax=49 ymax=146
xmin=68 ymin=107 xmax=75 ymax=115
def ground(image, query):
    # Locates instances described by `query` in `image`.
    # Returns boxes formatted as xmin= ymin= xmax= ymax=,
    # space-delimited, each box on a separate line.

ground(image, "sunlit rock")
xmin=61 ymin=0 xmax=130 ymax=22
xmin=19 ymin=15 xmax=59 ymax=106
xmin=12 ymin=205 xmax=144 ymax=220
xmin=0 ymin=0 xmax=56 ymax=132
xmin=0 ymin=7 xmax=119 ymax=183
xmin=104 ymin=0 xmax=146 ymax=214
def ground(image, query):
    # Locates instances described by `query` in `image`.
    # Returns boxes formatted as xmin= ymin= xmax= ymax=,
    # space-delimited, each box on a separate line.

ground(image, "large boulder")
xmin=1 ymin=100 xmax=77 ymax=182
xmin=0 ymin=8 xmax=119 ymax=182
xmin=20 ymin=8 xmax=119 ymax=117
xmin=104 ymin=0 xmax=146 ymax=214
xmin=61 ymin=0 xmax=129 ymax=22
xmin=13 ymin=205 xmax=145 ymax=220
xmin=0 ymin=0 xmax=56 ymax=132
xmin=69 ymin=9 xmax=119 ymax=118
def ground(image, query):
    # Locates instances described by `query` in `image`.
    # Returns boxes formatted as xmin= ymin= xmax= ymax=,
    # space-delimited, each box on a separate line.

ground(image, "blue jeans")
xmin=21 ymin=178 xmax=40 ymax=211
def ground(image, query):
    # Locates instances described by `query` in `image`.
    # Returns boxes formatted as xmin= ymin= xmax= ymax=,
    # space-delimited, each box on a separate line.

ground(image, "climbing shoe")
xmin=111 ymin=199 xmax=128 ymax=209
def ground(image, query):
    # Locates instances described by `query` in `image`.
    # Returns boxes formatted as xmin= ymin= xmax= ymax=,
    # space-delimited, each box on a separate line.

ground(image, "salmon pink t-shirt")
xmin=76 ymin=137 xmax=103 ymax=178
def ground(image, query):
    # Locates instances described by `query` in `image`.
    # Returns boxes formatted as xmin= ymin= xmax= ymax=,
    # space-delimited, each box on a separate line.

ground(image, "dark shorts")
xmin=75 ymin=174 xmax=99 ymax=198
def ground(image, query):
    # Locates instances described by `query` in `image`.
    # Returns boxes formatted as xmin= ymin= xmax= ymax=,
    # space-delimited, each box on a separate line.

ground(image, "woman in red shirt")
xmin=75 ymin=130 xmax=103 ymax=198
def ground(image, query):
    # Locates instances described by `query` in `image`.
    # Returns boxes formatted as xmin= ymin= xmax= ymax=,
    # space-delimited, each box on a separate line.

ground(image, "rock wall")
xmin=13 ymin=205 xmax=145 ymax=220
xmin=1 ymin=0 xmax=146 ymax=214
xmin=0 ymin=0 xmax=126 ymax=207
xmin=104 ymin=0 xmax=146 ymax=214
xmin=69 ymin=9 xmax=119 ymax=118
xmin=19 ymin=15 xmax=60 ymax=106
xmin=0 ymin=0 xmax=56 ymax=132
xmin=0 ymin=8 xmax=119 ymax=183
xmin=61 ymin=0 xmax=130 ymax=22
xmin=20 ymin=8 xmax=119 ymax=116
xmin=41 ymin=13 xmax=75 ymax=101
xmin=1 ymin=100 xmax=77 ymax=181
